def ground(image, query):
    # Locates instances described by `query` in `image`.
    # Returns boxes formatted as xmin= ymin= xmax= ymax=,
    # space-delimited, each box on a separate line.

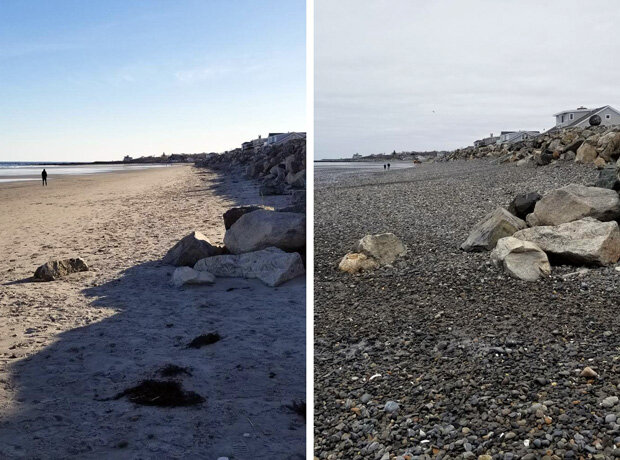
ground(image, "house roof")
xmin=504 ymin=130 xmax=539 ymax=143
xmin=553 ymin=107 xmax=591 ymax=117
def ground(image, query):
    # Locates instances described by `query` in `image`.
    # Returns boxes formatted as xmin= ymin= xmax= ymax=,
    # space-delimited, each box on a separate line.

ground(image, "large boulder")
xmin=595 ymin=166 xmax=620 ymax=191
xmin=34 ymin=258 xmax=89 ymax=281
xmin=526 ymin=184 xmax=620 ymax=226
xmin=223 ymin=206 xmax=263 ymax=230
xmin=597 ymin=131 xmax=620 ymax=161
xmin=490 ymin=237 xmax=551 ymax=281
xmin=338 ymin=252 xmax=379 ymax=274
xmin=575 ymin=141 xmax=598 ymax=163
xmin=194 ymin=247 xmax=304 ymax=287
xmin=170 ymin=266 xmax=215 ymax=288
xmin=513 ymin=218 xmax=620 ymax=266
xmin=224 ymin=210 xmax=305 ymax=254
xmin=461 ymin=207 xmax=527 ymax=252
xmin=162 ymin=231 xmax=222 ymax=266
xmin=354 ymin=233 xmax=406 ymax=265
xmin=508 ymin=192 xmax=542 ymax=219
xmin=286 ymin=169 xmax=306 ymax=188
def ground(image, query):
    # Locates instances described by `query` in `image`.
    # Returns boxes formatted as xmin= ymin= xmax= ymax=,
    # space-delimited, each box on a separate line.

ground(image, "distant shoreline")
xmin=0 ymin=161 xmax=160 ymax=166
xmin=0 ymin=162 xmax=182 ymax=184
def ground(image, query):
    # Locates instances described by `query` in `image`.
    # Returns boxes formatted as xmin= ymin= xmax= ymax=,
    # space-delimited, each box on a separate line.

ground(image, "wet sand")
xmin=0 ymin=165 xmax=305 ymax=458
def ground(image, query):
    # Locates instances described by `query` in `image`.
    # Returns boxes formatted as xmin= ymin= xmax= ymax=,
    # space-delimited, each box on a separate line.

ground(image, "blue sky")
xmin=0 ymin=0 xmax=306 ymax=162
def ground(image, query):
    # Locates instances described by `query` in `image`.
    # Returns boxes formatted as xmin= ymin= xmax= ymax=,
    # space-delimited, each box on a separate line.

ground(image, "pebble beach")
xmin=314 ymin=159 xmax=619 ymax=459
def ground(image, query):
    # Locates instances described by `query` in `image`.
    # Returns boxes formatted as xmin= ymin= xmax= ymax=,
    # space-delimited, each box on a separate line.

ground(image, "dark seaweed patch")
xmin=187 ymin=332 xmax=221 ymax=348
xmin=113 ymin=380 xmax=204 ymax=407
xmin=159 ymin=364 xmax=192 ymax=377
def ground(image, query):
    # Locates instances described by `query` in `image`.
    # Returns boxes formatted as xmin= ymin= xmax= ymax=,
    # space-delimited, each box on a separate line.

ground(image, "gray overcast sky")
xmin=315 ymin=0 xmax=620 ymax=159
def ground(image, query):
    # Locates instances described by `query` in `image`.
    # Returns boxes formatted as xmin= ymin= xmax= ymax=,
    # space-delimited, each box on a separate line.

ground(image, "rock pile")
xmin=462 ymin=183 xmax=620 ymax=280
xmin=339 ymin=233 xmax=406 ymax=274
xmin=448 ymin=125 xmax=620 ymax=168
xmin=163 ymin=208 xmax=305 ymax=287
xmin=196 ymin=139 xmax=306 ymax=196
xmin=194 ymin=247 xmax=305 ymax=287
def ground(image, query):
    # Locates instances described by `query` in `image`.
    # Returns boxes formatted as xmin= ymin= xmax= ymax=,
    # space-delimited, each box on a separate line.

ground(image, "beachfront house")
xmin=554 ymin=105 xmax=620 ymax=128
xmin=266 ymin=132 xmax=306 ymax=146
xmin=241 ymin=135 xmax=265 ymax=151
xmin=473 ymin=133 xmax=499 ymax=148
xmin=498 ymin=130 xmax=540 ymax=144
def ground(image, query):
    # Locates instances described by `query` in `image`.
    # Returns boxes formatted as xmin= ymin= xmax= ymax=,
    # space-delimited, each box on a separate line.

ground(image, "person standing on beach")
xmin=41 ymin=169 xmax=47 ymax=186
xmin=387 ymin=163 xmax=391 ymax=170
xmin=383 ymin=164 xmax=386 ymax=170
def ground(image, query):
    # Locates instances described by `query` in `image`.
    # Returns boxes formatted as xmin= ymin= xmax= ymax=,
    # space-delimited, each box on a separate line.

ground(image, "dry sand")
xmin=0 ymin=165 xmax=305 ymax=459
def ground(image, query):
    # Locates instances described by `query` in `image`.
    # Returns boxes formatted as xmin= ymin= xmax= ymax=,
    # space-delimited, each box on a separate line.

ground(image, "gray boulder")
xmin=354 ymin=233 xmax=406 ymax=265
xmin=508 ymin=192 xmax=542 ymax=219
xmin=513 ymin=218 xmax=620 ymax=266
xmin=223 ymin=206 xmax=263 ymax=230
xmin=461 ymin=207 xmax=527 ymax=252
xmin=595 ymin=166 xmax=620 ymax=191
xmin=491 ymin=237 xmax=551 ymax=281
xmin=194 ymin=247 xmax=304 ymax=287
xmin=34 ymin=258 xmax=89 ymax=281
xmin=526 ymin=184 xmax=620 ymax=226
xmin=286 ymin=169 xmax=306 ymax=188
xmin=170 ymin=266 xmax=215 ymax=287
xmin=162 ymin=231 xmax=223 ymax=266
xmin=224 ymin=210 xmax=305 ymax=254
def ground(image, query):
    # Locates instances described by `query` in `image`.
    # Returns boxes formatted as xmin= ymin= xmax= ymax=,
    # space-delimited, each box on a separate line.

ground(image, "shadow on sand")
xmin=0 ymin=258 xmax=306 ymax=459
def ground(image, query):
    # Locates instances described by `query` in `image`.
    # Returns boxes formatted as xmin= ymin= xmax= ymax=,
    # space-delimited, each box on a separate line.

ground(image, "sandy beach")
xmin=314 ymin=159 xmax=619 ymax=459
xmin=0 ymin=166 xmax=305 ymax=458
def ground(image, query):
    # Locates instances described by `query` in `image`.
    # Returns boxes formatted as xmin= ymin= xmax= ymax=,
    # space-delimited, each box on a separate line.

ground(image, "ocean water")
xmin=0 ymin=162 xmax=170 ymax=183
xmin=314 ymin=161 xmax=415 ymax=172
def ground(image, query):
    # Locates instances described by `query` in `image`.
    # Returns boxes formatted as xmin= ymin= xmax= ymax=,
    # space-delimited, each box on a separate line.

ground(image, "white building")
xmin=266 ymin=132 xmax=306 ymax=146
xmin=498 ymin=130 xmax=540 ymax=144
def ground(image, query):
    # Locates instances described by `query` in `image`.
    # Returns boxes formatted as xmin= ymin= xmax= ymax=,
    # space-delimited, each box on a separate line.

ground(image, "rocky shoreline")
xmin=197 ymin=138 xmax=306 ymax=199
xmin=446 ymin=126 xmax=620 ymax=192
xmin=314 ymin=159 xmax=619 ymax=460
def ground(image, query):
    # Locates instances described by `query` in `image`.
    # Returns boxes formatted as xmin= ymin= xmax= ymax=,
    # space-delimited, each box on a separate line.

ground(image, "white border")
xmin=306 ymin=0 xmax=315 ymax=457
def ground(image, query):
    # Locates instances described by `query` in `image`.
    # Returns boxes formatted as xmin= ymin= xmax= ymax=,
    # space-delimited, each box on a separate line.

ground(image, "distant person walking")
xmin=41 ymin=169 xmax=47 ymax=186
xmin=383 ymin=164 xmax=386 ymax=170
xmin=387 ymin=163 xmax=391 ymax=170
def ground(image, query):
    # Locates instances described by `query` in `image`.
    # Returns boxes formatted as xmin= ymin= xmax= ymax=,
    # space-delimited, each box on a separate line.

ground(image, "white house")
xmin=554 ymin=105 xmax=620 ymax=128
xmin=473 ymin=133 xmax=499 ymax=148
xmin=498 ymin=130 xmax=540 ymax=144
xmin=266 ymin=132 xmax=306 ymax=146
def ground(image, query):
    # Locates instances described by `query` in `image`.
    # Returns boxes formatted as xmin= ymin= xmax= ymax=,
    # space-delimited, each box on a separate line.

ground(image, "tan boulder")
xmin=491 ymin=237 xmax=551 ymax=281
xmin=338 ymin=253 xmax=379 ymax=274
xmin=575 ymin=141 xmax=598 ymax=163
xmin=354 ymin=233 xmax=406 ymax=264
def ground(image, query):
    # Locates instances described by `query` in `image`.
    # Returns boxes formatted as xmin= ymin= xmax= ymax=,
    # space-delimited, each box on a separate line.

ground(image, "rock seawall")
xmin=195 ymin=139 xmax=306 ymax=197
xmin=448 ymin=125 xmax=620 ymax=169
